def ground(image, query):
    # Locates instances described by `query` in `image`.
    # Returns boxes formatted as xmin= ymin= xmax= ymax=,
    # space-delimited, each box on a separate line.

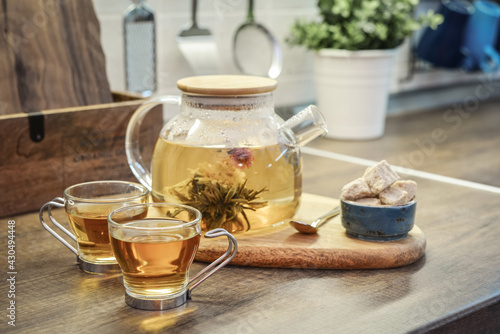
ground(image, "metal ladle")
xmin=289 ymin=206 xmax=341 ymax=234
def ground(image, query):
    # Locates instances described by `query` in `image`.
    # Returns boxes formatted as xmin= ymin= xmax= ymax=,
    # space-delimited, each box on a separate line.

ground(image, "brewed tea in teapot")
xmin=126 ymin=75 xmax=327 ymax=232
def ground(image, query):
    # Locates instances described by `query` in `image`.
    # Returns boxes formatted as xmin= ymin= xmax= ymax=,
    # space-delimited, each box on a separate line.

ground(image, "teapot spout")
xmin=280 ymin=105 xmax=328 ymax=147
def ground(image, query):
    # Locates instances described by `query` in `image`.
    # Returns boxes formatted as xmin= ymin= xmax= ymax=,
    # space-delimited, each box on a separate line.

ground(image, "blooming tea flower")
xmin=228 ymin=148 xmax=255 ymax=169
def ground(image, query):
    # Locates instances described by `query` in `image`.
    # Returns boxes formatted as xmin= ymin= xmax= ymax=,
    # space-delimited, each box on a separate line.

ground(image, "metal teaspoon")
xmin=289 ymin=206 xmax=341 ymax=234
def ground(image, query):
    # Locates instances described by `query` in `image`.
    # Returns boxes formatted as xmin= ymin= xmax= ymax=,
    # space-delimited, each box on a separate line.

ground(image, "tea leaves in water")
xmin=151 ymin=139 xmax=301 ymax=232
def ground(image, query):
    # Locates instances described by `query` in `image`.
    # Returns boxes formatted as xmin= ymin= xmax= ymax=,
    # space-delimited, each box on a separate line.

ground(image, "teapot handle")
xmin=125 ymin=95 xmax=181 ymax=190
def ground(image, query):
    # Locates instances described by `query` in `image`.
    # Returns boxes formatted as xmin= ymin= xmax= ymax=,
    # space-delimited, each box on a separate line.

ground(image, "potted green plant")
xmin=287 ymin=0 xmax=442 ymax=139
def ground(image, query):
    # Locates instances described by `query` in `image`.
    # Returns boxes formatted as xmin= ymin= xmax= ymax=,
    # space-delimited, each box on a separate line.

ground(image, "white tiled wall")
xmin=93 ymin=0 xmax=500 ymax=109
xmin=93 ymin=0 xmax=318 ymax=107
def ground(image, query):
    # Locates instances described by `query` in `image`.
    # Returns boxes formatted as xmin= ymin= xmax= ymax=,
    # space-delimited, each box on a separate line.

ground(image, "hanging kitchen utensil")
xmin=124 ymin=0 xmax=156 ymax=96
xmin=233 ymin=0 xmax=282 ymax=79
xmin=177 ymin=0 xmax=219 ymax=74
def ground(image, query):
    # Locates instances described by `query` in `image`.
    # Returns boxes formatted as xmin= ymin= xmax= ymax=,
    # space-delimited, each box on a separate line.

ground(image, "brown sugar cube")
xmin=363 ymin=160 xmax=399 ymax=194
xmin=392 ymin=180 xmax=417 ymax=201
xmin=354 ymin=197 xmax=382 ymax=206
xmin=379 ymin=187 xmax=408 ymax=205
xmin=341 ymin=178 xmax=372 ymax=200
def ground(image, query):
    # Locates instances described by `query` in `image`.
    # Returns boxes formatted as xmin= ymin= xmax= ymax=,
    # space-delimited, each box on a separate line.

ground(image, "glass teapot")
xmin=126 ymin=75 xmax=327 ymax=232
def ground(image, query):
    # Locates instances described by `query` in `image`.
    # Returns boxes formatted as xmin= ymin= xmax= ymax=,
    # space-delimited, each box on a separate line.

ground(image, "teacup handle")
xmin=187 ymin=228 xmax=238 ymax=298
xmin=39 ymin=197 xmax=78 ymax=255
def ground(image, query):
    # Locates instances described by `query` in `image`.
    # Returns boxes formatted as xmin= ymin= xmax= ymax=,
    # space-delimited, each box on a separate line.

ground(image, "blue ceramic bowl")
xmin=340 ymin=198 xmax=416 ymax=241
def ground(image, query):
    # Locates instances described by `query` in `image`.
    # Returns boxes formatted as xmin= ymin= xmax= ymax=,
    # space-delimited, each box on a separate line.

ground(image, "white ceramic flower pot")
xmin=313 ymin=49 xmax=397 ymax=140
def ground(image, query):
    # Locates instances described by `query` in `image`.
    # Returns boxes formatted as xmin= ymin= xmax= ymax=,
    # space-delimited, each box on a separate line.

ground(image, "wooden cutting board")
xmin=195 ymin=193 xmax=426 ymax=269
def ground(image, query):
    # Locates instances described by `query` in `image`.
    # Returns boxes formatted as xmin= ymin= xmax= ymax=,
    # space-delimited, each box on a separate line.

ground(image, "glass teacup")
xmin=108 ymin=203 xmax=237 ymax=310
xmin=39 ymin=180 xmax=149 ymax=273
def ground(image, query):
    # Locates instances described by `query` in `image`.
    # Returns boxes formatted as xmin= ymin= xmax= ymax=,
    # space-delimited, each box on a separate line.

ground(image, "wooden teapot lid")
xmin=176 ymin=75 xmax=277 ymax=96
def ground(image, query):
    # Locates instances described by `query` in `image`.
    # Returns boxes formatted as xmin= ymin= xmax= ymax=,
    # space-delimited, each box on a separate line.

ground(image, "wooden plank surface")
xmin=0 ymin=159 xmax=499 ymax=334
xmin=196 ymin=193 xmax=426 ymax=269
xmin=310 ymin=98 xmax=500 ymax=187
xmin=0 ymin=160 xmax=500 ymax=334
xmin=0 ymin=98 xmax=162 ymax=217
xmin=0 ymin=100 xmax=499 ymax=333
xmin=0 ymin=12 xmax=22 ymax=115
xmin=0 ymin=0 xmax=112 ymax=115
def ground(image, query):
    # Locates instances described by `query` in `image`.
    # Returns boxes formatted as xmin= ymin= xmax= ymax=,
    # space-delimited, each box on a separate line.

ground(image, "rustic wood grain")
xmin=196 ymin=193 xmax=426 ymax=269
xmin=1 ymin=153 xmax=499 ymax=333
xmin=0 ymin=0 xmax=112 ymax=115
xmin=0 ymin=94 xmax=162 ymax=217
xmin=0 ymin=7 xmax=22 ymax=116
xmin=424 ymin=300 xmax=500 ymax=334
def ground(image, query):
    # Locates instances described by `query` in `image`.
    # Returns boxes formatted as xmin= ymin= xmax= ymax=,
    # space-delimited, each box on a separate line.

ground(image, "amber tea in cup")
xmin=109 ymin=205 xmax=201 ymax=298
xmin=39 ymin=180 xmax=149 ymax=273
xmin=108 ymin=203 xmax=237 ymax=311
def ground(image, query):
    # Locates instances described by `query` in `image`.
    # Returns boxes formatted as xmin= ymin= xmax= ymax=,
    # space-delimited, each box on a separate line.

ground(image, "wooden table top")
xmin=309 ymin=98 xmax=500 ymax=188
xmin=2 ymin=100 xmax=500 ymax=333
